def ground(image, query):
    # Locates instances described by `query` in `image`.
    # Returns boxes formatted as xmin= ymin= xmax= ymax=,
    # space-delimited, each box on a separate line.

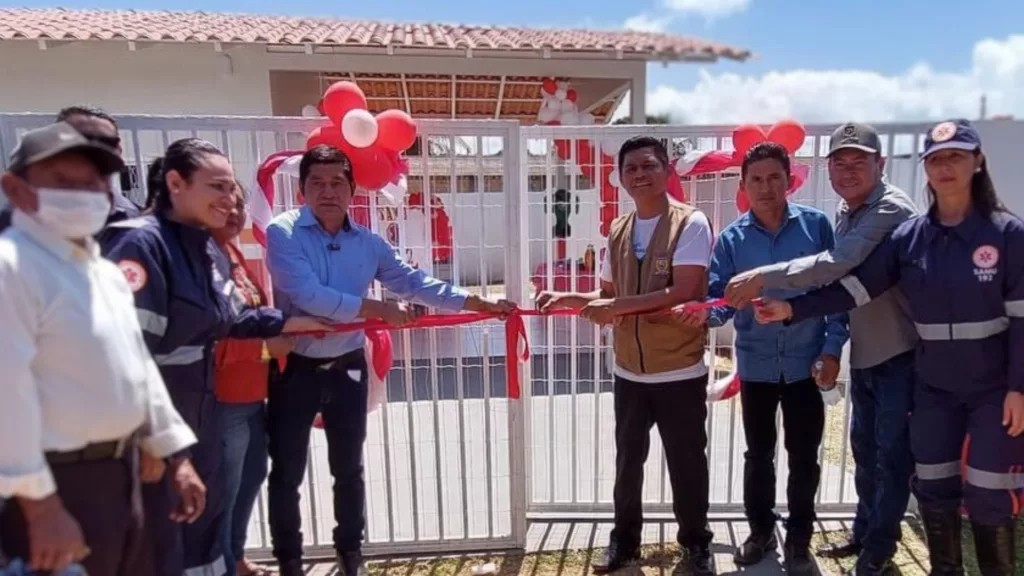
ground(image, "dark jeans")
xmin=848 ymin=350 xmax=915 ymax=564
xmin=0 ymin=452 xmax=151 ymax=576
xmin=610 ymin=374 xmax=713 ymax=551
xmin=220 ymin=401 xmax=269 ymax=575
xmin=740 ymin=378 xmax=825 ymax=545
xmin=267 ymin=350 xmax=369 ymax=563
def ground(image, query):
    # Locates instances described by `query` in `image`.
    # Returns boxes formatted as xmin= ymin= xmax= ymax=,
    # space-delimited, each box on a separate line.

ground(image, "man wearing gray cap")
xmin=724 ymin=123 xmax=919 ymax=575
xmin=0 ymin=122 xmax=202 ymax=575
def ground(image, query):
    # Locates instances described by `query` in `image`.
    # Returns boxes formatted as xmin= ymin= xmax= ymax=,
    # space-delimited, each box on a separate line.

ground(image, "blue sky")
xmin=20 ymin=0 xmax=1024 ymax=123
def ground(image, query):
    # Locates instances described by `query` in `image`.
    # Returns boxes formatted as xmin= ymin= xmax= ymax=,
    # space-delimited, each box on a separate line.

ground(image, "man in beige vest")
xmin=536 ymin=136 xmax=714 ymax=576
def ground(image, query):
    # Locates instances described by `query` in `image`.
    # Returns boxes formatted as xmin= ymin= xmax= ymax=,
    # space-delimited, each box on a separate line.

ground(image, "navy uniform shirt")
xmin=789 ymin=209 xmax=1024 ymax=393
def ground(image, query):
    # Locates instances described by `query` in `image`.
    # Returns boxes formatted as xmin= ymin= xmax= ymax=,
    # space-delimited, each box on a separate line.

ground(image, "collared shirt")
xmin=0 ymin=211 xmax=196 ymax=500
xmin=266 ymin=207 xmax=469 ymax=359
xmin=757 ymin=182 xmax=920 ymax=369
xmin=709 ymin=203 xmax=849 ymax=383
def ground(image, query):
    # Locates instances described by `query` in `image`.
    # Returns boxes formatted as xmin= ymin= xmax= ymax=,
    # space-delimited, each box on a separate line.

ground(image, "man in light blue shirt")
xmin=679 ymin=143 xmax=849 ymax=575
xmin=264 ymin=145 xmax=514 ymax=576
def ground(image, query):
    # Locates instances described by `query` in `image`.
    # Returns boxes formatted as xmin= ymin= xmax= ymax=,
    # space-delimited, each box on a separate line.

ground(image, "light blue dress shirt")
xmin=266 ymin=207 xmax=469 ymax=359
xmin=708 ymin=202 xmax=849 ymax=384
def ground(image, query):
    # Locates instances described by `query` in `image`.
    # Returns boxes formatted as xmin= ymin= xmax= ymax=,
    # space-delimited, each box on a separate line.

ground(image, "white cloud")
xmin=663 ymin=0 xmax=750 ymax=20
xmin=623 ymin=13 xmax=672 ymax=33
xmin=642 ymin=35 xmax=1024 ymax=125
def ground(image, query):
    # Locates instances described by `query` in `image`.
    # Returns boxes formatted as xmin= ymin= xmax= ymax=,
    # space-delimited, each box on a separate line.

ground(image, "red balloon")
xmin=375 ymin=109 xmax=418 ymax=152
xmin=767 ymin=119 xmax=806 ymax=154
xmin=566 ymin=88 xmax=578 ymax=102
xmin=732 ymin=124 xmax=767 ymax=160
xmin=322 ymin=81 xmax=368 ymax=126
xmin=306 ymin=125 xmax=344 ymax=150
xmin=349 ymin=146 xmax=394 ymax=191
xmin=542 ymin=78 xmax=557 ymax=95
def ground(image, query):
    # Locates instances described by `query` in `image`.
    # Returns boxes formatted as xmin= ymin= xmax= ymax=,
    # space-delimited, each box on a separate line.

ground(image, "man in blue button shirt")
xmin=264 ymin=145 xmax=514 ymax=576
xmin=679 ymin=143 xmax=849 ymax=575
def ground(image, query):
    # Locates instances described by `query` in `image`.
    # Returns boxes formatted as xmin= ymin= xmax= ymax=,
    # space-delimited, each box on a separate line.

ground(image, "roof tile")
xmin=0 ymin=7 xmax=751 ymax=61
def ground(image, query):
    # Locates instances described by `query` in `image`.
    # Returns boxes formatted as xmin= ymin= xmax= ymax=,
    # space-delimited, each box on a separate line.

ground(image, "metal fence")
xmin=0 ymin=115 xmax=937 ymax=556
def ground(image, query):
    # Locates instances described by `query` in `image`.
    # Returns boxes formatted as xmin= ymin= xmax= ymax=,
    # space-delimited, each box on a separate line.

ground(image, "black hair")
xmin=741 ymin=142 xmax=792 ymax=179
xmin=927 ymin=150 xmax=1007 ymax=219
xmin=617 ymin=136 xmax=669 ymax=172
xmin=145 ymin=138 xmax=226 ymax=214
xmin=299 ymin=145 xmax=354 ymax=190
xmin=55 ymin=105 xmax=117 ymax=127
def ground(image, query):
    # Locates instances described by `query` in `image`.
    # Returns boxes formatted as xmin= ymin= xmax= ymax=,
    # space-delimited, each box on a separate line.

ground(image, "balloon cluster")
xmin=730 ymin=120 xmax=808 ymax=212
xmin=537 ymin=79 xmax=596 ymax=126
xmin=305 ymin=81 xmax=418 ymax=191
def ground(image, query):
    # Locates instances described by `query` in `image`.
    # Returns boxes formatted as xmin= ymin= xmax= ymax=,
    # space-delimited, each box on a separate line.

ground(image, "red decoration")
xmin=566 ymin=88 xmax=578 ymax=102
xmin=732 ymin=124 xmax=768 ymax=162
xmin=375 ymin=110 xmax=418 ymax=152
xmin=348 ymin=145 xmax=394 ymax=191
xmin=542 ymin=78 xmax=557 ymax=95
xmin=306 ymin=125 xmax=344 ymax=150
xmin=404 ymin=192 xmax=454 ymax=264
xmin=322 ymin=81 xmax=369 ymax=126
xmin=766 ymin=120 xmax=807 ymax=154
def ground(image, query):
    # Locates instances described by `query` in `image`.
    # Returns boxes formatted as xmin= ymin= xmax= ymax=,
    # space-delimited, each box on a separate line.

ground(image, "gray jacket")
xmin=757 ymin=181 xmax=919 ymax=369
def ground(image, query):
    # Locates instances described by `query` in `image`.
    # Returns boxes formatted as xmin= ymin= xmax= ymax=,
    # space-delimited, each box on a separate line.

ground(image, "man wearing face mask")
xmin=0 ymin=122 xmax=200 ymax=575
xmin=0 ymin=105 xmax=138 ymax=235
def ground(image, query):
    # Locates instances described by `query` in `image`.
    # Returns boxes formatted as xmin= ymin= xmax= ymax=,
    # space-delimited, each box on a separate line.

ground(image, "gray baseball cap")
xmin=8 ymin=121 xmax=124 ymax=175
xmin=828 ymin=122 xmax=881 ymax=156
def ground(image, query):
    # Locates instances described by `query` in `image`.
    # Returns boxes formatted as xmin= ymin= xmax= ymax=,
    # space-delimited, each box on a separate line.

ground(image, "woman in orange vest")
xmin=212 ymin=187 xmax=292 ymax=576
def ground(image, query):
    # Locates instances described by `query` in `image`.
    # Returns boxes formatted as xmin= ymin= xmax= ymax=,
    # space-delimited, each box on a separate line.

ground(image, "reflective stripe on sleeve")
xmin=839 ymin=275 xmax=871 ymax=306
xmin=1006 ymin=299 xmax=1024 ymax=318
xmin=914 ymin=317 xmax=1009 ymax=341
xmin=136 ymin=309 xmax=168 ymax=337
xmin=153 ymin=345 xmax=204 ymax=366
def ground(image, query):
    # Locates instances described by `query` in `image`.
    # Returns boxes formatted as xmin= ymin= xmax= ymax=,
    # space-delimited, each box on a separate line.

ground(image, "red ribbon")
xmin=291 ymin=298 xmax=742 ymax=400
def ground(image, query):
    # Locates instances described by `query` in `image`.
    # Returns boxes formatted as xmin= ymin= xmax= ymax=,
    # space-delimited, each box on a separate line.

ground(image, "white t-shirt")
xmin=598 ymin=210 xmax=713 ymax=384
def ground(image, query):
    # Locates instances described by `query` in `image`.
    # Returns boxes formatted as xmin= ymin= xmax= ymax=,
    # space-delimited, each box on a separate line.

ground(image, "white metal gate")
xmin=0 ymin=113 xmax=529 ymax=557
xmin=516 ymin=122 xmax=936 ymax=517
xmin=0 ymin=113 xmax=940 ymax=554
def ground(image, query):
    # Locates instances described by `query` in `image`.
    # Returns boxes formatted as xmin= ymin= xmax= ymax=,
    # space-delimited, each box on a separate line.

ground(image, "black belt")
xmin=45 ymin=437 xmax=132 ymax=465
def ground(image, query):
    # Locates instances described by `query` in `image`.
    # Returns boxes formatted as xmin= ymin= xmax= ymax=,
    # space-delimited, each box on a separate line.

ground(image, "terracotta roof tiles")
xmin=0 ymin=7 xmax=752 ymax=61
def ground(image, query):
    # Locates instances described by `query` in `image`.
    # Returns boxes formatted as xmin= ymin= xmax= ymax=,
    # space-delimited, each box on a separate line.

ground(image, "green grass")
xmin=283 ymin=517 xmax=1022 ymax=576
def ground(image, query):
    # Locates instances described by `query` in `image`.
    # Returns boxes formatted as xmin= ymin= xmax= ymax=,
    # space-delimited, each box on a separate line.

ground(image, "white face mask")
xmin=34 ymin=188 xmax=111 ymax=239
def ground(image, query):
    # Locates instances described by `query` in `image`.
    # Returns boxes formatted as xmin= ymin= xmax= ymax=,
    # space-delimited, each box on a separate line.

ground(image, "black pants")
xmin=740 ymin=378 xmax=825 ymax=545
xmin=0 ymin=452 xmax=151 ymax=576
xmin=610 ymin=375 xmax=713 ymax=551
xmin=267 ymin=350 xmax=369 ymax=563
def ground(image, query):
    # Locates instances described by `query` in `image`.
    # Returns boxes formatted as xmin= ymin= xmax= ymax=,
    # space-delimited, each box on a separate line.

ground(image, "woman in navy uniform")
xmin=755 ymin=119 xmax=1023 ymax=576
xmin=100 ymin=138 xmax=328 ymax=576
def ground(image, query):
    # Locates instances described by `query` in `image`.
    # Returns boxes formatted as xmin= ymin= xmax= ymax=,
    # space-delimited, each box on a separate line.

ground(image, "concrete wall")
xmin=0 ymin=41 xmax=273 ymax=115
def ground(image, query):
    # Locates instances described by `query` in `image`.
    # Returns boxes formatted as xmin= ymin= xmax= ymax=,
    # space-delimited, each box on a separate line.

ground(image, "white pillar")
xmin=629 ymin=65 xmax=647 ymax=124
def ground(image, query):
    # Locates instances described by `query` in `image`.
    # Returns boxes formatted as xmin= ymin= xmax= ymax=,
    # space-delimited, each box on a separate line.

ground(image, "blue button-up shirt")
xmin=709 ymin=203 xmax=849 ymax=384
xmin=266 ymin=207 xmax=469 ymax=358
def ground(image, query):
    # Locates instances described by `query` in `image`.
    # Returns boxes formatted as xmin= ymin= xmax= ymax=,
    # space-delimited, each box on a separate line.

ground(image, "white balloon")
xmin=555 ymin=88 xmax=567 ymax=101
xmin=300 ymin=104 xmax=321 ymax=117
xmin=560 ymin=99 xmax=575 ymax=112
xmin=537 ymin=107 xmax=559 ymax=124
xmin=558 ymin=111 xmax=579 ymax=126
xmin=578 ymin=112 xmax=595 ymax=125
xmin=608 ymin=170 xmax=621 ymax=189
xmin=341 ymin=109 xmax=378 ymax=148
